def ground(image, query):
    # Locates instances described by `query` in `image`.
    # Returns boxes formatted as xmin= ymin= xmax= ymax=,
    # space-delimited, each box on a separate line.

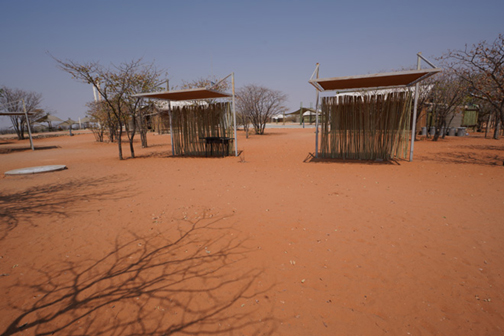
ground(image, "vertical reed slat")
xmin=320 ymin=91 xmax=412 ymax=160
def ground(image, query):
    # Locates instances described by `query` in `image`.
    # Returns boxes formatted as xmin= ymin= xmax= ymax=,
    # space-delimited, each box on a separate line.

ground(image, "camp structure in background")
xmin=36 ymin=114 xmax=63 ymax=131
xmin=134 ymin=74 xmax=238 ymax=157
xmin=0 ymin=99 xmax=36 ymax=150
xmin=78 ymin=116 xmax=92 ymax=129
xmin=58 ymin=118 xmax=77 ymax=129
xmin=309 ymin=54 xmax=441 ymax=161
xmin=59 ymin=118 xmax=78 ymax=136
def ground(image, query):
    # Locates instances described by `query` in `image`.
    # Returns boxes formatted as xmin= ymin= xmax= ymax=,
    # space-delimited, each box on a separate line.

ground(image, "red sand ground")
xmin=0 ymin=128 xmax=503 ymax=335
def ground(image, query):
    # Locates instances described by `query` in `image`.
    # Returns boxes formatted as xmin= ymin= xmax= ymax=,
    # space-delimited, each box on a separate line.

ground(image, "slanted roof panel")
xmin=309 ymin=68 xmax=441 ymax=91
xmin=133 ymin=88 xmax=231 ymax=101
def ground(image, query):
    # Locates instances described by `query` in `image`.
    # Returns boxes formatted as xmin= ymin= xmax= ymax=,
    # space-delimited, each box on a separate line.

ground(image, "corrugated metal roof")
xmin=286 ymin=107 xmax=316 ymax=115
xmin=309 ymin=68 xmax=441 ymax=92
xmin=133 ymin=88 xmax=232 ymax=101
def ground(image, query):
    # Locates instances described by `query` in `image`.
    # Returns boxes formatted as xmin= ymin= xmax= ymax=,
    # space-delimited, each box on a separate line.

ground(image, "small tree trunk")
xmin=443 ymin=115 xmax=455 ymax=139
xmin=494 ymin=118 xmax=501 ymax=140
xmin=108 ymin=124 xmax=115 ymax=142
xmin=485 ymin=114 xmax=492 ymax=138
xmin=15 ymin=119 xmax=25 ymax=140
xmin=129 ymin=137 xmax=135 ymax=158
xmin=255 ymin=124 xmax=261 ymax=134
xmin=139 ymin=115 xmax=148 ymax=148
xmin=140 ymin=129 xmax=147 ymax=148
xmin=117 ymin=125 xmax=123 ymax=160
xmin=127 ymin=118 xmax=136 ymax=158
xmin=432 ymin=119 xmax=440 ymax=141
xmin=129 ymin=127 xmax=136 ymax=158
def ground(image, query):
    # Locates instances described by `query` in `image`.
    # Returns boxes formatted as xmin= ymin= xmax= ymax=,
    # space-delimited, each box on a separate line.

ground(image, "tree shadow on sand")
xmin=1 ymin=212 xmax=277 ymax=336
xmin=416 ymin=151 xmax=504 ymax=166
xmin=136 ymin=151 xmax=244 ymax=160
xmin=0 ymin=146 xmax=60 ymax=154
xmin=460 ymin=144 xmax=504 ymax=152
xmin=135 ymin=151 xmax=173 ymax=159
xmin=0 ymin=175 xmax=134 ymax=240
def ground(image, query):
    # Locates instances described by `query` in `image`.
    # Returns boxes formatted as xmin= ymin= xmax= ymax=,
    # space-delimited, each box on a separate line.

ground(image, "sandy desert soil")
xmin=0 ymin=128 xmax=503 ymax=335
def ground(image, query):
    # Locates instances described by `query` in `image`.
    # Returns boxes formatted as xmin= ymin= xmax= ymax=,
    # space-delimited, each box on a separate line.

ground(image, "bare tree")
xmin=181 ymin=75 xmax=230 ymax=92
xmin=475 ymin=99 xmax=497 ymax=138
xmin=445 ymin=34 xmax=504 ymax=139
xmin=429 ymin=70 xmax=469 ymax=141
xmin=54 ymin=58 xmax=163 ymax=159
xmin=86 ymin=100 xmax=118 ymax=143
xmin=122 ymin=63 xmax=164 ymax=155
xmin=0 ymin=86 xmax=43 ymax=140
xmin=236 ymin=84 xmax=287 ymax=135
xmin=236 ymin=110 xmax=250 ymax=138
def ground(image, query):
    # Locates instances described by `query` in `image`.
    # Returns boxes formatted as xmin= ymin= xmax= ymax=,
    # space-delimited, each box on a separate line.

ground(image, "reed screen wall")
xmin=320 ymin=91 xmax=412 ymax=160
xmin=171 ymin=102 xmax=233 ymax=156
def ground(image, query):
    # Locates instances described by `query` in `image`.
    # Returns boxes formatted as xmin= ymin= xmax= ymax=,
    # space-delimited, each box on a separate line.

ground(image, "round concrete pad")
xmin=5 ymin=165 xmax=67 ymax=175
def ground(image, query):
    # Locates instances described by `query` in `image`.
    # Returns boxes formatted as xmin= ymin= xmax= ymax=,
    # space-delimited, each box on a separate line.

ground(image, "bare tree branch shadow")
xmin=416 ymin=151 xmax=504 ymax=166
xmin=143 ymin=143 xmax=169 ymax=149
xmin=136 ymin=151 xmax=173 ymax=159
xmin=460 ymin=144 xmax=504 ymax=151
xmin=0 ymin=175 xmax=134 ymax=241
xmin=1 ymin=213 xmax=278 ymax=336
xmin=136 ymin=152 xmax=242 ymax=160
xmin=0 ymin=146 xmax=60 ymax=154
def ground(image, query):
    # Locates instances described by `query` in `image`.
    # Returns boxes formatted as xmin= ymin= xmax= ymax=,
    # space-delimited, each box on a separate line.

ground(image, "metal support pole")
xmin=168 ymin=107 xmax=174 ymax=154
xmin=417 ymin=53 xmax=437 ymax=69
xmin=232 ymin=72 xmax=238 ymax=156
xmin=409 ymin=53 xmax=422 ymax=162
xmin=299 ymin=102 xmax=303 ymax=125
xmin=22 ymin=99 xmax=35 ymax=151
xmin=314 ymin=64 xmax=320 ymax=158
xmin=92 ymin=86 xmax=98 ymax=102
xmin=167 ymin=80 xmax=175 ymax=156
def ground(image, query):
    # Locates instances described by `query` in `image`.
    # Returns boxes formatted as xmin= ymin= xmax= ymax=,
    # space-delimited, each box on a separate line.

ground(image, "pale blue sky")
xmin=1 ymin=0 xmax=503 ymax=126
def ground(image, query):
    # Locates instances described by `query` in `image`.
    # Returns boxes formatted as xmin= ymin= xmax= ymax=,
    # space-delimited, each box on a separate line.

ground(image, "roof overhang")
xmin=133 ymin=87 xmax=232 ymax=101
xmin=309 ymin=68 xmax=441 ymax=92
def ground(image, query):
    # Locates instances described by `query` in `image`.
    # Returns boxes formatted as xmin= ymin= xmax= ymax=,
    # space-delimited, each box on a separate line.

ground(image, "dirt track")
xmin=1 ymin=128 xmax=503 ymax=335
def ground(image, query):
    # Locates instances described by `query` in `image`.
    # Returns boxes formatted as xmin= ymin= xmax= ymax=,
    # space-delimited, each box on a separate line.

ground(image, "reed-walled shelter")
xmin=134 ymin=84 xmax=238 ymax=157
xmin=309 ymin=56 xmax=441 ymax=161
xmin=320 ymin=90 xmax=413 ymax=160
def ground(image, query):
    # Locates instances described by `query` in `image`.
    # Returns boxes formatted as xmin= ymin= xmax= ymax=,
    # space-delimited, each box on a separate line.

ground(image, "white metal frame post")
xmin=409 ymin=54 xmax=422 ymax=162
xmin=209 ymin=72 xmax=238 ymax=156
xmin=22 ymin=99 xmax=35 ymax=151
xmin=166 ymin=80 xmax=175 ymax=156
xmin=409 ymin=52 xmax=439 ymax=162
xmin=232 ymin=72 xmax=238 ymax=156
xmin=313 ymin=63 xmax=320 ymax=158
